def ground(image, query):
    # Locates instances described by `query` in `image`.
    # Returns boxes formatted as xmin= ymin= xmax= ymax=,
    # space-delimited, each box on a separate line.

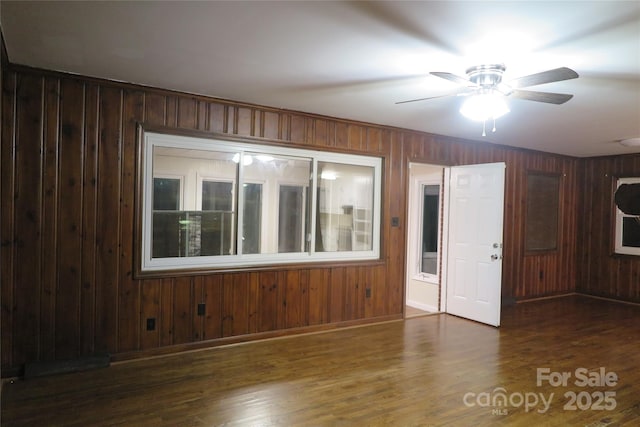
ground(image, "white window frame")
xmin=139 ymin=131 xmax=382 ymax=273
xmin=614 ymin=177 xmax=640 ymax=256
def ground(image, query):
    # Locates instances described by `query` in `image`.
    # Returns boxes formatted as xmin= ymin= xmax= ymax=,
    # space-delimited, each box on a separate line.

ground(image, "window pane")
xmin=622 ymin=217 xmax=640 ymax=248
xmin=421 ymin=185 xmax=439 ymax=275
xmin=152 ymin=146 xmax=237 ymax=258
xmin=243 ymin=153 xmax=311 ymax=254
xmin=279 ymin=185 xmax=305 ymax=252
xmin=242 ymin=183 xmax=262 ymax=254
xmin=202 ymin=181 xmax=233 ymax=211
xmin=316 ymin=162 xmax=374 ymax=252
xmin=153 ymin=178 xmax=180 ymax=210
xmin=200 ymin=181 xmax=235 ymax=256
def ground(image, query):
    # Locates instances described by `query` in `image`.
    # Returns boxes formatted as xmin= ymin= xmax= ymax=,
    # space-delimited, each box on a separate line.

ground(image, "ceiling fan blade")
xmin=395 ymin=91 xmax=469 ymax=105
xmin=510 ymin=89 xmax=574 ymax=104
xmin=508 ymin=67 xmax=579 ymax=89
xmin=430 ymin=72 xmax=473 ymax=86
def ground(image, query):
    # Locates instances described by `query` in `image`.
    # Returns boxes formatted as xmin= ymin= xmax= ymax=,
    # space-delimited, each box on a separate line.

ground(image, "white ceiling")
xmin=2 ymin=1 xmax=639 ymax=157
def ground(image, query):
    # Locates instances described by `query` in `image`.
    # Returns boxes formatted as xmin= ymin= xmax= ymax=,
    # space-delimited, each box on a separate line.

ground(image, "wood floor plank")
xmin=2 ymin=295 xmax=639 ymax=426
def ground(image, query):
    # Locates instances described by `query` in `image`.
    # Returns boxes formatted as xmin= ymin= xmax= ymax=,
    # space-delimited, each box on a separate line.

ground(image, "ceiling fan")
xmin=396 ymin=64 xmax=579 ymax=135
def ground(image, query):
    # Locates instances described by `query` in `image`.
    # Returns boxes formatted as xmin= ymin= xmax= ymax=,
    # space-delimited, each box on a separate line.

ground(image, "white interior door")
xmin=445 ymin=162 xmax=505 ymax=327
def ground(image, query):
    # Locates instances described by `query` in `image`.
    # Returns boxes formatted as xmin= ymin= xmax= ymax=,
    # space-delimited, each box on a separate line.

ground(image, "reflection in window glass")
xmin=152 ymin=147 xmax=237 ymax=258
xmin=622 ymin=217 xmax=640 ymax=248
xmin=153 ymin=178 xmax=180 ymax=210
xmin=242 ymin=183 xmax=262 ymax=254
xmin=421 ymin=185 xmax=440 ymax=275
xmin=316 ymin=162 xmax=374 ymax=252
xmin=201 ymin=181 xmax=234 ymax=256
xmin=278 ymin=185 xmax=310 ymax=253
xmin=243 ymin=154 xmax=312 ymax=255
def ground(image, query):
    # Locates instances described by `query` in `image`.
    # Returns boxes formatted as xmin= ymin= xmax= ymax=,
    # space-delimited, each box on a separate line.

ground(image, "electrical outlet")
xmin=391 ymin=217 xmax=400 ymax=227
xmin=365 ymin=288 xmax=371 ymax=298
xmin=197 ymin=303 xmax=206 ymax=316
xmin=146 ymin=318 xmax=156 ymax=331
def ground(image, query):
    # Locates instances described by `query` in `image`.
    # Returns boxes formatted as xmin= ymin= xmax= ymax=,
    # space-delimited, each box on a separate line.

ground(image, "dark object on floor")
xmin=23 ymin=353 xmax=111 ymax=379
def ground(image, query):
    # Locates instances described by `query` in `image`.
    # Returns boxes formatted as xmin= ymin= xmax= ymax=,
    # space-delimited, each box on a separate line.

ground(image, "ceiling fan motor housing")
xmin=466 ymin=64 xmax=506 ymax=87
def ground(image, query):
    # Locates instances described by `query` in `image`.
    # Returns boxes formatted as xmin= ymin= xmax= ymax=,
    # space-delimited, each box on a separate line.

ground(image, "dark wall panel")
xmin=577 ymin=155 xmax=640 ymax=302
xmin=0 ymin=65 xmax=590 ymax=375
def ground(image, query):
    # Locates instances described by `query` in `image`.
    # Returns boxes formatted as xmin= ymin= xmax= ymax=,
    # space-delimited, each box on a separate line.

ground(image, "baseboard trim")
xmin=577 ymin=293 xmax=640 ymax=307
xmin=515 ymin=292 xmax=577 ymax=303
xmin=111 ymin=314 xmax=403 ymax=364
xmin=406 ymin=300 xmax=439 ymax=313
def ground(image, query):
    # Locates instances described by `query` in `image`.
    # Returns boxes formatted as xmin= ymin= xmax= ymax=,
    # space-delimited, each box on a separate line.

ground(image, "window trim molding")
xmin=134 ymin=126 xmax=383 ymax=278
xmin=614 ymin=176 xmax=640 ymax=256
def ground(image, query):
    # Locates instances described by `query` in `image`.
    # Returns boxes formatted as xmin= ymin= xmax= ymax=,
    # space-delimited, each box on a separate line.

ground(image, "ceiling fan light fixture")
xmin=459 ymin=92 xmax=510 ymax=122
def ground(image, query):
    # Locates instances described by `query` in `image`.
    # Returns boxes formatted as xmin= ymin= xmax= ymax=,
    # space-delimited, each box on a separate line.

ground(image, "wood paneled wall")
xmin=2 ymin=65 xmax=579 ymax=375
xmin=577 ymin=155 xmax=640 ymax=302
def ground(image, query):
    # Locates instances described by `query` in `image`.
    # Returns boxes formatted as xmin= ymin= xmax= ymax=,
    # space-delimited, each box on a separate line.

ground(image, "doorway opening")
xmin=405 ymin=163 xmax=446 ymax=317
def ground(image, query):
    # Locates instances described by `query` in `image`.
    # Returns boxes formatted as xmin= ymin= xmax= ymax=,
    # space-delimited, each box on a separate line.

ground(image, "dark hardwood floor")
xmin=2 ymin=295 xmax=639 ymax=426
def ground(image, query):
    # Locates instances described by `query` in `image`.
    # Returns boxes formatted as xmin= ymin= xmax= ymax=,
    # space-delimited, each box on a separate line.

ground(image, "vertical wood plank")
xmin=386 ymin=131 xmax=404 ymax=314
xmin=202 ymin=275 xmax=223 ymax=340
xmin=140 ymin=279 xmax=161 ymax=350
xmin=94 ymin=86 xmax=122 ymax=353
xmin=263 ymin=111 xmax=279 ymax=140
xmin=344 ymin=267 xmax=358 ymax=321
xmin=329 ymin=267 xmax=345 ymax=322
xmin=39 ymin=77 xmax=59 ymax=361
xmin=165 ymin=96 xmax=177 ymax=127
xmin=117 ymin=89 xmax=144 ymax=353
xmin=335 ymin=122 xmax=349 ymax=150
xmin=13 ymin=73 xmax=44 ymax=365
xmin=55 ymin=78 xmax=85 ymax=360
xmin=177 ymin=97 xmax=196 ymax=129
xmin=159 ymin=278 xmax=174 ymax=347
xmin=290 ymin=115 xmax=307 ymax=144
xmin=172 ymin=276 xmax=193 ymax=345
xmin=192 ymin=276 xmax=204 ymax=341
xmin=256 ymin=271 xmax=280 ymax=333
xmin=222 ymin=273 xmax=250 ymax=337
xmin=144 ymin=93 xmax=165 ymax=128
xmin=80 ymin=83 xmax=99 ymax=356
xmin=236 ymin=107 xmax=252 ymax=136
xmin=308 ymin=269 xmax=329 ymax=325
xmin=284 ymin=269 xmax=308 ymax=328
xmin=1 ymin=69 xmax=17 ymax=369
xmin=208 ymin=103 xmax=225 ymax=133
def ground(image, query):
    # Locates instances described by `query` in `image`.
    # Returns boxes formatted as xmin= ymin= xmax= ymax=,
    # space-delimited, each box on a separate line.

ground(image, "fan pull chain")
xmin=492 ymin=117 xmax=497 ymax=133
xmin=482 ymin=120 xmax=487 ymax=137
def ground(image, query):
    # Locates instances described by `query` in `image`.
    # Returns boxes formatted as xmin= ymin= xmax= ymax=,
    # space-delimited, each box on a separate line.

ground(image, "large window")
xmin=137 ymin=131 xmax=382 ymax=274
xmin=614 ymin=177 xmax=640 ymax=256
